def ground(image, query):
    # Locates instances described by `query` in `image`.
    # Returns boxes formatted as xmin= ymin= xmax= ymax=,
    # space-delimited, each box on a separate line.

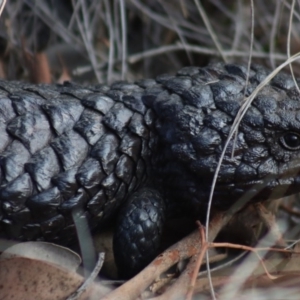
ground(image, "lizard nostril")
xmin=280 ymin=132 xmax=300 ymax=150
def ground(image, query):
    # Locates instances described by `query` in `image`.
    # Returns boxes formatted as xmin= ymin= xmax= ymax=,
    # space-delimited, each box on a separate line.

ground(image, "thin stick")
xmin=67 ymin=253 xmax=105 ymax=300
xmin=185 ymin=224 xmax=208 ymax=300
xmin=193 ymin=0 xmax=227 ymax=62
xmin=103 ymin=212 xmax=234 ymax=300
xmin=269 ymin=0 xmax=282 ymax=69
xmin=104 ymin=0 xmax=115 ymax=84
xmin=128 ymin=44 xmax=288 ymax=64
xmin=0 ymin=0 xmax=6 ymax=17
xmin=119 ymin=0 xmax=127 ymax=80
xmin=287 ymin=0 xmax=300 ymax=93
xmin=204 ymin=53 xmax=300 ymax=299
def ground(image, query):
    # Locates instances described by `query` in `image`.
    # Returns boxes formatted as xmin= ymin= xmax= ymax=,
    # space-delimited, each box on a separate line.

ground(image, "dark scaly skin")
xmin=1 ymin=63 xmax=300 ymax=276
xmin=146 ymin=63 xmax=300 ymax=213
xmin=0 ymin=79 xmax=152 ymax=243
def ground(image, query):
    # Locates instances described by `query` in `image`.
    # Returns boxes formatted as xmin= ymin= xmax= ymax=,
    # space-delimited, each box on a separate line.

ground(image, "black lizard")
xmin=1 ymin=62 xmax=300 ymax=277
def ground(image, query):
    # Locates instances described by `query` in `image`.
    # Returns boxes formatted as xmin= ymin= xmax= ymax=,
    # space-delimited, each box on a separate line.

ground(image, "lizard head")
xmin=147 ymin=63 xmax=300 ymax=209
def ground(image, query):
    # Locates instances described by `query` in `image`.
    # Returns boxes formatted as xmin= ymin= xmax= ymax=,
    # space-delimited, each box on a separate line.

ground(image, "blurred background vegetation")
xmin=0 ymin=0 xmax=299 ymax=85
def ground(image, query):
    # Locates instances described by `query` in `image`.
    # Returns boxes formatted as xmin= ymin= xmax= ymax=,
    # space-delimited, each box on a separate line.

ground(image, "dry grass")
xmin=1 ymin=0 xmax=300 ymax=83
xmin=2 ymin=1 xmax=300 ymax=299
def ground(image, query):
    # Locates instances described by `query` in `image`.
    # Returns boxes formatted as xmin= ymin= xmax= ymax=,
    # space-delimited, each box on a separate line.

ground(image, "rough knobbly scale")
xmin=1 ymin=63 xmax=300 ymax=277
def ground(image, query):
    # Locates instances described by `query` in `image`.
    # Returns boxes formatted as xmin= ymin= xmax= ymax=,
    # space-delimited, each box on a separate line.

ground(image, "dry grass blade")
xmin=103 ymin=211 xmax=236 ymax=300
xmin=0 ymin=0 xmax=6 ymax=17
xmin=205 ymin=53 xmax=300 ymax=239
xmin=71 ymin=0 xmax=101 ymax=82
xmin=287 ymin=0 xmax=300 ymax=92
xmin=66 ymin=253 xmax=105 ymax=300
xmin=193 ymin=0 xmax=227 ymax=63
xmin=205 ymin=51 xmax=300 ymax=298
xmin=158 ymin=0 xmax=193 ymax=64
xmin=2 ymin=1 xmax=300 ymax=299
xmin=269 ymin=0 xmax=282 ymax=69
xmin=119 ymin=0 xmax=127 ymax=79
xmin=104 ymin=0 xmax=114 ymax=83
xmin=24 ymin=2 xmax=83 ymax=50
xmin=104 ymin=198 xmax=252 ymax=300
xmin=185 ymin=225 xmax=209 ymax=300
xmin=128 ymin=44 xmax=288 ymax=64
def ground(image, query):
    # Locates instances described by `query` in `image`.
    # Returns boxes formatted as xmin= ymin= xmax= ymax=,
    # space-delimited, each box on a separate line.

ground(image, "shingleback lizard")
xmin=1 ymin=62 xmax=300 ymax=277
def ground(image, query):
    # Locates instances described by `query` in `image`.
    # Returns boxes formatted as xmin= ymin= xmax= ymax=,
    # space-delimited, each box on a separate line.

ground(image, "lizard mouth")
xmin=214 ymin=175 xmax=300 ymax=203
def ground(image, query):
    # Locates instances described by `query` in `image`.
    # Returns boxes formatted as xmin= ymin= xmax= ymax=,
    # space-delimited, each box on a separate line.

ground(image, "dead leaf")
xmin=0 ymin=241 xmax=81 ymax=272
xmin=0 ymin=256 xmax=110 ymax=300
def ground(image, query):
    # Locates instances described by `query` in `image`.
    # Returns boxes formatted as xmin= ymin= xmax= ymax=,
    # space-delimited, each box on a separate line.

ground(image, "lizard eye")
xmin=280 ymin=132 xmax=300 ymax=150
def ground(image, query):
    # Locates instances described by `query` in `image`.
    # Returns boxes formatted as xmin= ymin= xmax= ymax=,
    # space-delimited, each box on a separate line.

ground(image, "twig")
xmin=71 ymin=0 xmax=101 ymax=82
xmin=280 ymin=204 xmax=300 ymax=218
xmin=185 ymin=224 xmax=208 ymax=300
xmin=119 ymin=0 xmax=127 ymax=79
xmin=104 ymin=0 xmax=114 ymax=84
xmin=269 ymin=0 xmax=282 ymax=69
xmin=67 ymin=253 xmax=105 ymax=300
xmin=128 ymin=44 xmax=288 ymax=64
xmin=193 ymin=0 xmax=227 ymax=63
xmin=103 ymin=212 xmax=233 ymax=300
xmin=0 ymin=0 xmax=6 ymax=17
